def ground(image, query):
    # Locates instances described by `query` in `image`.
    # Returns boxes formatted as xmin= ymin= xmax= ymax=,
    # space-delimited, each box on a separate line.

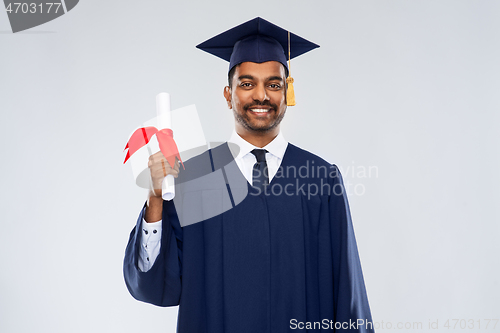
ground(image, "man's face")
xmin=224 ymin=61 xmax=287 ymax=134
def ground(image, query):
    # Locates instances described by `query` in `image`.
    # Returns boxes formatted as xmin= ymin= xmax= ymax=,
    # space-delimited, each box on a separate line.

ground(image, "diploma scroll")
xmin=124 ymin=98 xmax=208 ymax=198
xmin=156 ymin=92 xmax=176 ymax=201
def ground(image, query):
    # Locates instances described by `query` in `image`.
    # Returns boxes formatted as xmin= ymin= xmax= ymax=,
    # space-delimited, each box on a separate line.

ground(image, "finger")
xmin=153 ymin=151 xmax=165 ymax=158
xmin=151 ymin=165 xmax=179 ymax=177
xmin=162 ymin=161 xmax=175 ymax=172
xmin=150 ymin=151 xmax=166 ymax=164
xmin=161 ymin=160 xmax=167 ymax=177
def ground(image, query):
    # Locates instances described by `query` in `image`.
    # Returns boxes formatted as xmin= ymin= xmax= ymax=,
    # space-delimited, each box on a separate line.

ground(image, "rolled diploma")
xmin=156 ymin=92 xmax=175 ymax=201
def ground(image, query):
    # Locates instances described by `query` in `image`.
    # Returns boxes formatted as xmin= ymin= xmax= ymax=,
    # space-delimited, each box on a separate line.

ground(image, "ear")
xmin=223 ymin=86 xmax=232 ymax=109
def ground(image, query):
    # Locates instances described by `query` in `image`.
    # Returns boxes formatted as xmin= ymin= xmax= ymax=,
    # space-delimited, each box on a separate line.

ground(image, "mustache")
xmin=243 ymin=101 xmax=277 ymax=111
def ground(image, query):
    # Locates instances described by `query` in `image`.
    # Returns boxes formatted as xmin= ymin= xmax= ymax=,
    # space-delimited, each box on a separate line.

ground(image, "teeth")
xmin=250 ymin=109 xmax=269 ymax=113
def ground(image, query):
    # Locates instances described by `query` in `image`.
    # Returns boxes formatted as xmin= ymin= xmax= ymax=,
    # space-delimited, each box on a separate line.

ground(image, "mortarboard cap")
xmin=196 ymin=17 xmax=319 ymax=106
xmin=196 ymin=17 xmax=319 ymax=74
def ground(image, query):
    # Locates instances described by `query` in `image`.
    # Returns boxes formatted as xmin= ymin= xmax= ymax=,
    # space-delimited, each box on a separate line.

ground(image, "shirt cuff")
xmin=137 ymin=219 xmax=162 ymax=272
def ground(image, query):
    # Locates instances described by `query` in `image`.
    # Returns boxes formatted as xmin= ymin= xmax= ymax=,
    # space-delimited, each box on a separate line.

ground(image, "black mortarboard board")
xmin=196 ymin=17 xmax=319 ymax=74
xmin=196 ymin=17 xmax=319 ymax=106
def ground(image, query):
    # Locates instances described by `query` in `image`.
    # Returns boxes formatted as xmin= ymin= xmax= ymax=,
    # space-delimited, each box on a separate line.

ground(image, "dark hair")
xmin=228 ymin=64 xmax=239 ymax=88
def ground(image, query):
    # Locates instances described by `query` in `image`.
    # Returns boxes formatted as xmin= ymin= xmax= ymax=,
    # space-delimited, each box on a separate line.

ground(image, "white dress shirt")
xmin=138 ymin=131 xmax=288 ymax=271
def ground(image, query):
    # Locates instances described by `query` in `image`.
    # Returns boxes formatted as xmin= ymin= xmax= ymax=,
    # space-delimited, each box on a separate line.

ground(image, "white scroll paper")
xmin=155 ymin=92 xmax=176 ymax=201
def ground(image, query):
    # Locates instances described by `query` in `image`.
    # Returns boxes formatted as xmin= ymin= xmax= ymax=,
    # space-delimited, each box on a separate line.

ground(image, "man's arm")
xmin=123 ymin=152 xmax=182 ymax=306
xmin=123 ymin=200 xmax=182 ymax=307
xmin=138 ymin=153 xmax=180 ymax=271
xmin=145 ymin=193 xmax=164 ymax=222
xmin=330 ymin=165 xmax=375 ymax=332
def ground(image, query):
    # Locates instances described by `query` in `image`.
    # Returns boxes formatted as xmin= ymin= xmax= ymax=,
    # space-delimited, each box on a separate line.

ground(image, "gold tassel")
xmin=286 ymin=31 xmax=295 ymax=106
xmin=286 ymin=76 xmax=295 ymax=106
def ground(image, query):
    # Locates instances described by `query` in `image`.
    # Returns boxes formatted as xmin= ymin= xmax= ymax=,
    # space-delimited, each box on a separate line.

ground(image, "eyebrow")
xmin=237 ymin=75 xmax=284 ymax=82
xmin=267 ymin=76 xmax=283 ymax=82
xmin=238 ymin=75 xmax=254 ymax=81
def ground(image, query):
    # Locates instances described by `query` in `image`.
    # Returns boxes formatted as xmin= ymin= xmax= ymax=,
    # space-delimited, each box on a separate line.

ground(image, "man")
xmin=124 ymin=17 xmax=375 ymax=332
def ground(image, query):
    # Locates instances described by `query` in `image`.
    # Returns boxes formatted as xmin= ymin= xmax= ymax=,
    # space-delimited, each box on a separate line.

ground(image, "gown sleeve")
xmin=123 ymin=199 xmax=183 ymax=307
xmin=330 ymin=165 xmax=375 ymax=332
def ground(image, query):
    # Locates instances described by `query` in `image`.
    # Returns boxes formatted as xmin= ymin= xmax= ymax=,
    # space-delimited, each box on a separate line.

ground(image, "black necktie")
xmin=250 ymin=149 xmax=269 ymax=190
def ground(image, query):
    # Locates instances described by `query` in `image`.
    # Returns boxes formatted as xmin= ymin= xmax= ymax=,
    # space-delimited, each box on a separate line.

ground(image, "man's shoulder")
xmin=285 ymin=143 xmax=345 ymax=186
xmin=286 ymin=143 xmax=338 ymax=169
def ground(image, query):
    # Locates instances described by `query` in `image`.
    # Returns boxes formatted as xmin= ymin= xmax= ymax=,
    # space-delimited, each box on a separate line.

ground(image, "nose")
xmin=252 ymin=83 xmax=269 ymax=103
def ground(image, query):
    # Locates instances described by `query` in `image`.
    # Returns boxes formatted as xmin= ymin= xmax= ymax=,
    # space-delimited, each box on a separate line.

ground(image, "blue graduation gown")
xmin=124 ymin=143 xmax=374 ymax=332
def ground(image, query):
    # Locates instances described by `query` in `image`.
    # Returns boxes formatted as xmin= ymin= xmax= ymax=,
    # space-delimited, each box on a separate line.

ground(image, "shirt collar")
xmin=228 ymin=130 xmax=288 ymax=160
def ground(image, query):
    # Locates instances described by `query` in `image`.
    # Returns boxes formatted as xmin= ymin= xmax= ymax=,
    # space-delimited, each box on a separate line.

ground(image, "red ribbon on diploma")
xmin=123 ymin=127 xmax=184 ymax=169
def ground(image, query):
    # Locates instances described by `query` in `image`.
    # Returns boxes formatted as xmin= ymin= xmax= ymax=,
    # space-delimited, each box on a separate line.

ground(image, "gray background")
xmin=1 ymin=1 xmax=499 ymax=332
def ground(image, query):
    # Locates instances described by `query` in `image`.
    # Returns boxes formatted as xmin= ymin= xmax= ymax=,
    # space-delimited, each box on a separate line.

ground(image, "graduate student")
xmin=124 ymin=17 xmax=375 ymax=333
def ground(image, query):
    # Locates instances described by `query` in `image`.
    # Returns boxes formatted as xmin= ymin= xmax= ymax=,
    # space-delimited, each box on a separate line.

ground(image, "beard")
xmin=233 ymin=100 xmax=286 ymax=133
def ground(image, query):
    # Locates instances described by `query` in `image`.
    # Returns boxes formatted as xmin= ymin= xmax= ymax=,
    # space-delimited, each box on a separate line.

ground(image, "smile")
xmin=249 ymin=108 xmax=271 ymax=113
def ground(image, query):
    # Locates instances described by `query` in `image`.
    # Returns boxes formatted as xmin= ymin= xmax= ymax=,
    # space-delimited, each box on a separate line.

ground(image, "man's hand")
xmin=145 ymin=151 xmax=180 ymax=223
xmin=148 ymin=151 xmax=180 ymax=197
